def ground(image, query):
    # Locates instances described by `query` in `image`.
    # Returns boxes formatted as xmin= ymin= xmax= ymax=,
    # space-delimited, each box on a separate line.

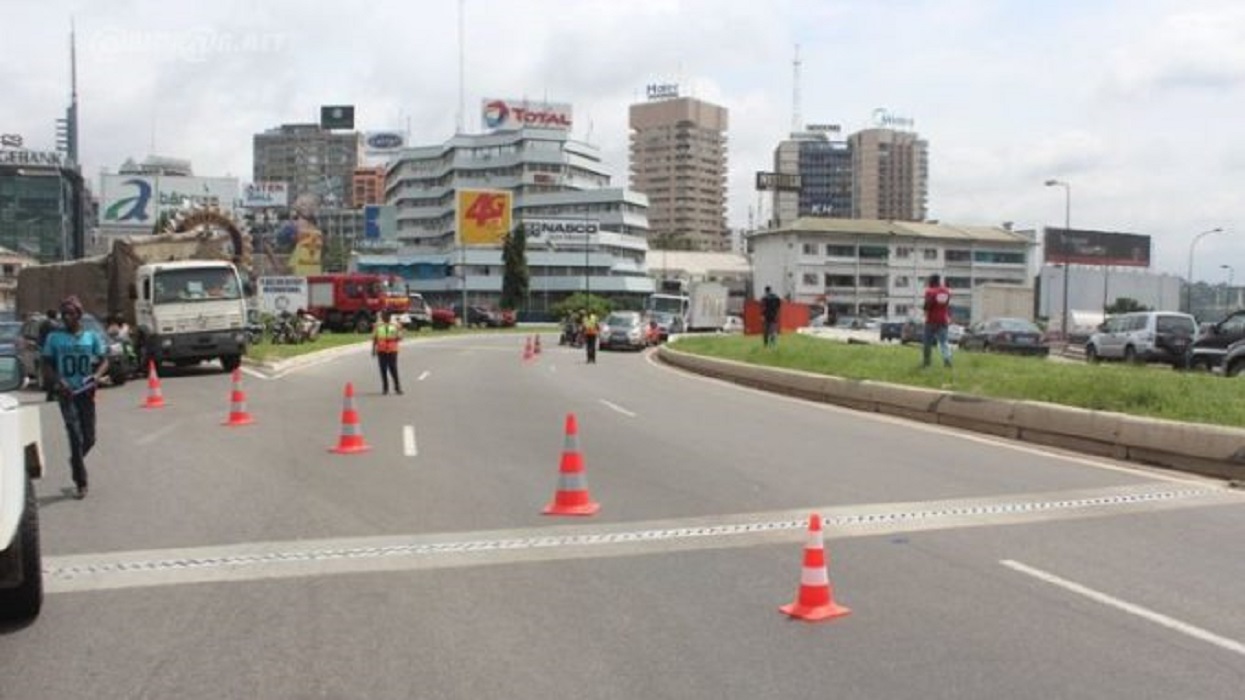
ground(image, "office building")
xmin=0 ymin=148 xmax=87 ymax=263
xmin=629 ymin=96 xmax=729 ymax=251
xmin=253 ymin=123 xmax=361 ymax=208
xmin=771 ymin=127 xmax=853 ymax=227
xmin=750 ymin=218 xmax=1030 ymax=321
xmin=849 ymin=128 xmax=928 ymax=221
xmin=352 ymin=166 xmax=385 ymax=207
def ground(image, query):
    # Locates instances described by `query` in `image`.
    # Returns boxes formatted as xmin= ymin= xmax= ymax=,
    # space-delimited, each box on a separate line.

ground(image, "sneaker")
xmin=74 ymin=485 xmax=88 ymax=500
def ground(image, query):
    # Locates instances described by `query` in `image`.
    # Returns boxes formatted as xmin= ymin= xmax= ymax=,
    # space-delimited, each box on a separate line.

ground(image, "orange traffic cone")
xmin=222 ymin=368 xmax=255 ymax=426
xmin=522 ymin=336 xmax=534 ymax=362
xmin=328 ymin=382 xmax=371 ymax=454
xmin=141 ymin=360 xmax=166 ymax=409
xmin=533 ymin=334 xmax=542 ymax=355
xmin=780 ymin=513 xmax=850 ymax=622
xmin=543 ymin=413 xmax=599 ymax=515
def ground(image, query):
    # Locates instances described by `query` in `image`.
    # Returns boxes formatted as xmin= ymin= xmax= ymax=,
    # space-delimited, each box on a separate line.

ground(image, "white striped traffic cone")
xmin=780 ymin=513 xmax=850 ymax=622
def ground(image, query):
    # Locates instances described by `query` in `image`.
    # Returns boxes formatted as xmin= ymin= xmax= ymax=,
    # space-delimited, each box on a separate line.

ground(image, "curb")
xmin=655 ymin=344 xmax=1245 ymax=482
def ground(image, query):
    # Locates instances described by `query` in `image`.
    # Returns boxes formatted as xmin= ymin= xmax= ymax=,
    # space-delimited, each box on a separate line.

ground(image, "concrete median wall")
xmin=656 ymin=344 xmax=1245 ymax=482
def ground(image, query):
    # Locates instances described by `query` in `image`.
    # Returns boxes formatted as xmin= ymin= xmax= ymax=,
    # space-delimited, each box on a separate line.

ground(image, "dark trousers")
xmin=377 ymin=352 xmax=401 ymax=393
xmin=585 ymin=334 xmax=598 ymax=363
xmin=58 ymin=390 xmax=96 ymax=488
xmin=763 ymin=319 xmax=779 ymax=346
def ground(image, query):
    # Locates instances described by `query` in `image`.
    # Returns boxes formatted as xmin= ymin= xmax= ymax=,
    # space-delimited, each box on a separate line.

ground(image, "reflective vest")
xmin=374 ymin=322 xmax=401 ymax=353
xmin=583 ymin=314 xmax=599 ymax=337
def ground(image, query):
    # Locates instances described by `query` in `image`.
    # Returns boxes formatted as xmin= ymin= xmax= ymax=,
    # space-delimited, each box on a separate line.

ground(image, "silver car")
xmin=599 ymin=311 xmax=648 ymax=351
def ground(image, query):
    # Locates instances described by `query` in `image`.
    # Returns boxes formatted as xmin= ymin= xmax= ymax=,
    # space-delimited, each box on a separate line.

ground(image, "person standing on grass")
xmin=761 ymin=286 xmax=782 ymax=347
xmin=922 ymin=274 xmax=954 ymax=368
xmin=372 ymin=309 xmax=403 ymax=395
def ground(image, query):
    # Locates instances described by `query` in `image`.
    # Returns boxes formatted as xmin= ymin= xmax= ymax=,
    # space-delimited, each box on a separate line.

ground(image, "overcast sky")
xmin=4 ymin=0 xmax=1245 ymax=281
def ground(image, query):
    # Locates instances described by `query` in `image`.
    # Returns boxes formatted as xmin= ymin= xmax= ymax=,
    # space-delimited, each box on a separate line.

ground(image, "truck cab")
xmin=135 ymin=260 xmax=249 ymax=371
xmin=0 ymin=352 xmax=45 ymax=621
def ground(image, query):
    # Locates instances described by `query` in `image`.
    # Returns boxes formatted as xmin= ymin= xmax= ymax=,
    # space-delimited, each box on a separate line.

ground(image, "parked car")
xmin=451 ymin=304 xmax=500 ymax=328
xmin=647 ymin=311 xmax=684 ymax=342
xmin=599 ymin=311 xmax=648 ymax=351
xmin=1222 ymin=338 xmax=1245 ymax=377
xmin=879 ymin=318 xmax=907 ymax=342
xmin=1186 ymin=309 xmax=1245 ymax=372
xmin=899 ymin=320 xmax=963 ymax=345
xmin=429 ymin=307 xmax=456 ymax=330
xmin=0 ymin=321 xmax=19 ymax=353
xmin=404 ymin=292 xmax=433 ymax=331
xmin=1084 ymin=311 xmax=1197 ymax=368
xmin=959 ymin=317 xmax=1049 ymax=356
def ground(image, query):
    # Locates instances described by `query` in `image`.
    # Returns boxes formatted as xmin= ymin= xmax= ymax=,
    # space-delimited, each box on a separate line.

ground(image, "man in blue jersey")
xmin=41 ymin=296 xmax=109 ymax=500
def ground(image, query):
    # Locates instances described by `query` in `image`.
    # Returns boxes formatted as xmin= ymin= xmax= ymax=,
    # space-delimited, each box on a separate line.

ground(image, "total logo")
xmin=482 ymin=99 xmax=572 ymax=130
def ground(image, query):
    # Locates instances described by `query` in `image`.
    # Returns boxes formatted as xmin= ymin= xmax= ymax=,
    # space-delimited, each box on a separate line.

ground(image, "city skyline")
xmin=4 ymin=0 xmax=1245 ymax=282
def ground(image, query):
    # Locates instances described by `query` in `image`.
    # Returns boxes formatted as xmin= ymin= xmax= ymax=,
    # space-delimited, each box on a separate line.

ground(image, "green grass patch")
xmin=672 ymin=333 xmax=1244 ymax=429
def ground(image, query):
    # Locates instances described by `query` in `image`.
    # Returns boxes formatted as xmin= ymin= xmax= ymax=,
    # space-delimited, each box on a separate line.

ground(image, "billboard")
xmin=241 ymin=181 xmax=288 ymax=209
xmin=363 ymin=131 xmax=405 ymax=154
xmin=755 ymin=171 xmax=802 ymax=192
xmin=456 ymin=189 xmax=512 ymax=246
xmin=522 ymin=218 xmax=599 ymax=247
xmin=320 ymin=105 xmax=355 ymax=130
xmin=363 ymin=205 xmax=397 ymax=240
xmin=481 ymin=98 xmax=573 ymax=131
xmin=256 ymin=276 xmax=308 ymax=315
xmin=100 ymin=174 xmax=239 ymax=228
xmin=1044 ymin=227 xmax=1152 ymax=267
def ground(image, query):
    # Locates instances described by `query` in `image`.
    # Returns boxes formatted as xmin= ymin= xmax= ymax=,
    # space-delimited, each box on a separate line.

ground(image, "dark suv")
xmin=1222 ymin=338 xmax=1245 ymax=377
xmin=1186 ymin=309 xmax=1245 ymax=372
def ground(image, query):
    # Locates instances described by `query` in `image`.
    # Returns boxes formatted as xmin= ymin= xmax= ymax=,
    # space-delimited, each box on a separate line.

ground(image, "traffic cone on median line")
xmin=780 ymin=513 xmax=850 ymax=622
xmin=222 ymin=368 xmax=255 ymax=426
xmin=328 ymin=382 xmax=371 ymax=454
xmin=141 ymin=360 xmax=166 ymax=409
xmin=542 ymin=412 xmax=599 ymax=516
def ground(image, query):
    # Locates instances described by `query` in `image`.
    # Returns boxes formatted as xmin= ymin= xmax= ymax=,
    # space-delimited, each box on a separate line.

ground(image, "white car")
xmin=721 ymin=315 xmax=744 ymax=333
xmin=0 ymin=352 xmax=44 ymax=621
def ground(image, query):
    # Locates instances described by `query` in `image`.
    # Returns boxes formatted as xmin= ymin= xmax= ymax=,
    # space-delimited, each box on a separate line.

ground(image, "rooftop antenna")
xmin=456 ymin=0 xmax=465 ymax=134
xmin=792 ymin=43 xmax=801 ymax=134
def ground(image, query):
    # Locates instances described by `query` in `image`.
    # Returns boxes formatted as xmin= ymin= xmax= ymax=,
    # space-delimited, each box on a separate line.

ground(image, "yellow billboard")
xmin=456 ymin=189 xmax=512 ymax=246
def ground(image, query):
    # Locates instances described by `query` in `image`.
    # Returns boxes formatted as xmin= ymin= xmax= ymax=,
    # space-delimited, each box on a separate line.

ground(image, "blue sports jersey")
xmin=42 ymin=328 xmax=105 ymax=391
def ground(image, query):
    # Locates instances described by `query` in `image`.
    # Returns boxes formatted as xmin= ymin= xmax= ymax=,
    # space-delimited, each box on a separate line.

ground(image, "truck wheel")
xmin=354 ymin=315 xmax=373 ymax=334
xmin=0 ymin=478 xmax=43 ymax=621
xmin=221 ymin=355 xmax=241 ymax=372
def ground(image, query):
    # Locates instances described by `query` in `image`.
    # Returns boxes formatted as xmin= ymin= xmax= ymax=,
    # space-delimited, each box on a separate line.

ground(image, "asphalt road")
xmin=2 ymin=333 xmax=1243 ymax=699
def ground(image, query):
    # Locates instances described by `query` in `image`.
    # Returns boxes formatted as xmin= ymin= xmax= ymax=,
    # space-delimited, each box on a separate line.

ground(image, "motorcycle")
xmin=295 ymin=312 xmax=321 ymax=343
xmin=269 ymin=311 xmax=301 ymax=345
xmin=558 ymin=320 xmax=584 ymax=348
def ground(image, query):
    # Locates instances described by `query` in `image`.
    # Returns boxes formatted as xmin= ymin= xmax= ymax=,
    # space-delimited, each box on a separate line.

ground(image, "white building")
xmin=749 ymin=218 xmax=1033 ymax=321
xmin=369 ymin=126 xmax=655 ymax=313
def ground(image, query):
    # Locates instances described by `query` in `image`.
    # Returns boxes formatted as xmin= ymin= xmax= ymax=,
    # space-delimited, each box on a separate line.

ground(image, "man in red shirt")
xmin=923 ymin=274 xmax=953 ymax=368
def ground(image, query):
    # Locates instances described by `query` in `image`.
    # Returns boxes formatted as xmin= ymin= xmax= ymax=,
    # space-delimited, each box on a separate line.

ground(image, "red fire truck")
xmin=305 ymin=274 xmax=411 ymax=333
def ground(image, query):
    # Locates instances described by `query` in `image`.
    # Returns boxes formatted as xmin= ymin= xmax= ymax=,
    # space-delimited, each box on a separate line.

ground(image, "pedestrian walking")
xmin=922 ymin=274 xmax=954 ymax=368
xmin=761 ymin=286 xmax=782 ymax=347
xmin=372 ymin=309 xmax=403 ymax=395
xmin=41 ymin=296 xmax=108 ymax=500
xmin=582 ymin=309 xmax=600 ymax=364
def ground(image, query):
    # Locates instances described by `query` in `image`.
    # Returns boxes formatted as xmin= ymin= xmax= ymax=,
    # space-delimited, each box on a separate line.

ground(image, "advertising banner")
xmin=481 ymin=98 xmax=573 ymax=131
xmin=256 ymin=276 xmax=308 ymax=315
xmin=242 ymin=181 xmax=288 ymax=208
xmin=456 ymin=189 xmax=512 ymax=246
xmin=755 ymin=171 xmax=802 ymax=192
xmin=320 ymin=105 xmax=355 ymax=130
xmin=1044 ymin=227 xmax=1151 ymax=267
xmin=363 ymin=131 xmax=406 ymax=154
xmin=100 ymin=175 xmax=239 ymax=228
xmin=522 ymin=218 xmax=598 ymax=247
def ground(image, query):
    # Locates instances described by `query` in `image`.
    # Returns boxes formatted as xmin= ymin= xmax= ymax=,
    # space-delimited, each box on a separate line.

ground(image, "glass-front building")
xmin=0 ymin=153 xmax=87 ymax=263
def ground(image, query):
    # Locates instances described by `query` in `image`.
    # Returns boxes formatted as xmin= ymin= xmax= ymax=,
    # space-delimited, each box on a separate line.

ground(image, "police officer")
xmin=372 ymin=309 xmax=403 ymax=395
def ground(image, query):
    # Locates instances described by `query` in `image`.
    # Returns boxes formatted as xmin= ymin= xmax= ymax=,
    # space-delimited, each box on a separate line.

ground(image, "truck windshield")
xmin=154 ymin=268 xmax=241 ymax=303
xmin=646 ymin=294 xmax=689 ymax=316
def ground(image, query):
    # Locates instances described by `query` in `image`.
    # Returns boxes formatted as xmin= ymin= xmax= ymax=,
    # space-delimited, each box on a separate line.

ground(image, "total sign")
xmin=481 ymin=98 xmax=572 ymax=131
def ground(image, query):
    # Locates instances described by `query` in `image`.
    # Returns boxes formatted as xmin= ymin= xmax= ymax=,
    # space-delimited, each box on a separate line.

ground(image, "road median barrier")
xmin=657 ymin=343 xmax=1245 ymax=481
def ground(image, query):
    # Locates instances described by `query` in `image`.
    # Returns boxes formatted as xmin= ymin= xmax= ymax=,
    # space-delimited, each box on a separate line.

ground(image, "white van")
xmin=1085 ymin=311 xmax=1197 ymax=368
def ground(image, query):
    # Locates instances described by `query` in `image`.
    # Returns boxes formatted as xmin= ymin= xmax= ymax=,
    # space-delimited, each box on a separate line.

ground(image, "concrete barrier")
xmin=656 ymin=343 xmax=1245 ymax=481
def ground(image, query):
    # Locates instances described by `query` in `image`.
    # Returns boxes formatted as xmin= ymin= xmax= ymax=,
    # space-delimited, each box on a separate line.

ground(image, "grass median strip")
xmin=671 ymin=334 xmax=1244 ymax=429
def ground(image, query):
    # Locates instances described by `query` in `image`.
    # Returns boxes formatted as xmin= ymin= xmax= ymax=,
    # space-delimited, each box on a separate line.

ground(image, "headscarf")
xmin=59 ymin=295 xmax=84 ymax=316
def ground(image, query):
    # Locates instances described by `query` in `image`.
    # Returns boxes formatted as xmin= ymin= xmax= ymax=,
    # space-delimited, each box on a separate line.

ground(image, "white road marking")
xmin=599 ymin=399 xmax=636 ymax=417
xmin=418 ymin=370 xmax=430 ymax=381
xmin=1001 ymin=559 xmax=1245 ymax=658
xmin=403 ymin=425 xmax=417 ymax=457
xmin=240 ymin=366 xmax=268 ymax=380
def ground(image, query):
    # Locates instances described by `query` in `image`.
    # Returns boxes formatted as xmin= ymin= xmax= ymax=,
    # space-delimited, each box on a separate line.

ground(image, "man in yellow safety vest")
xmin=372 ymin=309 xmax=404 ymax=395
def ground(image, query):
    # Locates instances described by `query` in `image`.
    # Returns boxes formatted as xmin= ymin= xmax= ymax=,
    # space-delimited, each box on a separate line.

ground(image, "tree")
xmin=1106 ymin=297 xmax=1149 ymax=314
xmin=553 ymin=292 xmax=611 ymax=320
xmin=500 ymin=224 xmax=529 ymax=311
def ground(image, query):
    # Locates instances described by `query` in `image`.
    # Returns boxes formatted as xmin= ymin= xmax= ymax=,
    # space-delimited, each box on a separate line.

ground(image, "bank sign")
xmin=101 ymin=174 xmax=239 ymax=227
xmin=523 ymin=218 xmax=599 ymax=246
xmin=481 ymin=98 xmax=572 ymax=131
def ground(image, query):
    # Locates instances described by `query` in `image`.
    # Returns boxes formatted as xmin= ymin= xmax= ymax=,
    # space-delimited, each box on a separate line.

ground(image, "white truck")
xmin=646 ymin=281 xmax=730 ymax=332
xmin=0 ymin=354 xmax=45 ymax=621
xmin=17 ymin=230 xmax=251 ymax=372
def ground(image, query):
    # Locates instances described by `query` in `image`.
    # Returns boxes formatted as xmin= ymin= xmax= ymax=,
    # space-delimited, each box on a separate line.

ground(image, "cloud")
xmin=1102 ymin=7 xmax=1245 ymax=97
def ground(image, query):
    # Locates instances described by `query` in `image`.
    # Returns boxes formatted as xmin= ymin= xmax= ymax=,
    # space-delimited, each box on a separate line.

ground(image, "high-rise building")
xmin=252 ymin=123 xmax=360 ymax=208
xmin=0 ymin=148 xmax=87 ymax=262
xmin=628 ymin=96 xmax=729 ymax=251
xmin=848 ymin=128 xmax=928 ymax=221
xmin=771 ymin=126 xmax=852 ymax=227
xmin=352 ymin=166 xmax=385 ymax=208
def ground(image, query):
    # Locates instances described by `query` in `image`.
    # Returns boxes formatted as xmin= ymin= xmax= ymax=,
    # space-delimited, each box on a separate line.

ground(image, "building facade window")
xmin=825 ymin=244 xmax=854 ymax=257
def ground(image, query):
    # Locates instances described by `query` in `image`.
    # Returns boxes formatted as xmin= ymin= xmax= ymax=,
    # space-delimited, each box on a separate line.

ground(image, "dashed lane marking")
xmin=42 ymin=482 xmax=1241 ymax=594
xmin=599 ymin=399 xmax=636 ymax=417
xmin=403 ymin=425 xmax=417 ymax=457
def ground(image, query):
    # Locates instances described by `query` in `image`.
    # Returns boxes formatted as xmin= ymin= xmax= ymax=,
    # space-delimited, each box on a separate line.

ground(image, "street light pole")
xmin=1044 ymin=179 xmax=1071 ymax=339
xmin=1221 ymin=264 xmax=1235 ymax=312
xmin=1186 ymin=227 xmax=1223 ymax=315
